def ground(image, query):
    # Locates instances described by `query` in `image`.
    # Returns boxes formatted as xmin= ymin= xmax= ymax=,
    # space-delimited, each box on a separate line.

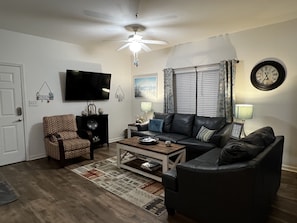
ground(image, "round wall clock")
xmin=250 ymin=60 xmax=286 ymax=91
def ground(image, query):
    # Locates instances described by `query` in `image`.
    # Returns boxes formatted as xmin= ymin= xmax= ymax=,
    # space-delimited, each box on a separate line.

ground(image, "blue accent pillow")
xmin=148 ymin=119 xmax=164 ymax=132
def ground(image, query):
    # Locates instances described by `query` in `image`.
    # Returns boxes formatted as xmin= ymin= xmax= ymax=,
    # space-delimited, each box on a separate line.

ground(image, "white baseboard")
xmin=282 ymin=164 xmax=297 ymax=173
xmin=28 ymin=153 xmax=46 ymax=161
xmin=109 ymin=137 xmax=124 ymax=143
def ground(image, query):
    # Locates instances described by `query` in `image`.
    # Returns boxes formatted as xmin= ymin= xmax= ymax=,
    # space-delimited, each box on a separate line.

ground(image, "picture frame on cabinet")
xmin=231 ymin=122 xmax=243 ymax=139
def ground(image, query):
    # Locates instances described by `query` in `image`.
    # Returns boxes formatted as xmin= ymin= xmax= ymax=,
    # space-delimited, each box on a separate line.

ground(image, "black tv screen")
xmin=65 ymin=70 xmax=111 ymax=101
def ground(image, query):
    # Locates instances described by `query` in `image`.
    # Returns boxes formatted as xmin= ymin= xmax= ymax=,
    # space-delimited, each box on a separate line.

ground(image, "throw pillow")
xmin=192 ymin=116 xmax=226 ymax=138
xmin=243 ymin=126 xmax=276 ymax=146
xmin=153 ymin=112 xmax=174 ymax=132
xmin=148 ymin=119 xmax=164 ymax=133
xmin=50 ymin=131 xmax=79 ymax=142
xmin=196 ymin=126 xmax=216 ymax=142
xmin=218 ymin=141 xmax=265 ymax=165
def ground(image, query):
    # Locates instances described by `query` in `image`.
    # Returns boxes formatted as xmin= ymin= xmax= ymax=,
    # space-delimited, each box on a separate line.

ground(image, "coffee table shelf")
xmin=116 ymin=137 xmax=186 ymax=182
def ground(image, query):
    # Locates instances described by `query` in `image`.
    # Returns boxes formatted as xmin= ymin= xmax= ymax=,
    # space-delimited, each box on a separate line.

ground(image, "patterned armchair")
xmin=43 ymin=114 xmax=93 ymax=167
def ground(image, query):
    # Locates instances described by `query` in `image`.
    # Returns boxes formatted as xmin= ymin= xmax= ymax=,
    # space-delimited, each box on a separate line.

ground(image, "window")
xmin=174 ymin=64 xmax=220 ymax=117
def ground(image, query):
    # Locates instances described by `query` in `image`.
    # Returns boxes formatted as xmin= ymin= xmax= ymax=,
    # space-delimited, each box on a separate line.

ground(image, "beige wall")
xmin=1 ymin=18 xmax=296 ymax=171
xmin=132 ymin=18 xmax=297 ymax=172
xmin=0 ymin=29 xmax=132 ymax=160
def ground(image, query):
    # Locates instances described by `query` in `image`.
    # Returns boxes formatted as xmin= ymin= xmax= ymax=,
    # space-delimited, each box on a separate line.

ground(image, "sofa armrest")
xmin=136 ymin=122 xmax=149 ymax=131
xmin=210 ymin=123 xmax=232 ymax=147
xmin=162 ymin=168 xmax=178 ymax=191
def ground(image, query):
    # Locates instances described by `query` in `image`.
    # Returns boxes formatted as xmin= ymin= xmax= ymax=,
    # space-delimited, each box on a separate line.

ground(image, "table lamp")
xmin=234 ymin=104 xmax=254 ymax=137
xmin=141 ymin=102 xmax=152 ymax=121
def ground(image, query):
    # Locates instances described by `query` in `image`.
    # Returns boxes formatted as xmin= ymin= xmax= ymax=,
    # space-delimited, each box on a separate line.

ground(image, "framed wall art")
xmin=134 ymin=75 xmax=157 ymax=99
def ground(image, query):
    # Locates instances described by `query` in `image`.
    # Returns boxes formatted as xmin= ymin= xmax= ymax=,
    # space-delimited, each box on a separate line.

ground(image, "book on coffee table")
xmin=141 ymin=161 xmax=161 ymax=171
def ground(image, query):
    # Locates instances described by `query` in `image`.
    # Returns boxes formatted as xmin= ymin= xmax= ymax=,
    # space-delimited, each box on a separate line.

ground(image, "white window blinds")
xmin=174 ymin=64 xmax=220 ymax=117
xmin=197 ymin=70 xmax=219 ymax=116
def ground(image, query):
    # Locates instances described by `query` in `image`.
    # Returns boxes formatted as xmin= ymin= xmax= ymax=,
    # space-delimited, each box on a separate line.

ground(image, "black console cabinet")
xmin=76 ymin=115 xmax=109 ymax=148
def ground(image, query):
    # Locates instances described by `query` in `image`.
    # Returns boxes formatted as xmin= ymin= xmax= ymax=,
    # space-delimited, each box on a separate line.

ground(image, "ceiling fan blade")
xmin=140 ymin=43 xmax=152 ymax=52
xmin=141 ymin=39 xmax=167 ymax=45
xmin=83 ymin=10 xmax=117 ymax=23
xmin=117 ymin=43 xmax=130 ymax=51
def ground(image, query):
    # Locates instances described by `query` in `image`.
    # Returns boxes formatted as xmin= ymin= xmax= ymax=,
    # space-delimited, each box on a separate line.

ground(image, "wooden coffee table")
xmin=116 ymin=136 xmax=186 ymax=182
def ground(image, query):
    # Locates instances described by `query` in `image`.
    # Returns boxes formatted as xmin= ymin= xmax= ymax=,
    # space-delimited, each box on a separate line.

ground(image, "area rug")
xmin=0 ymin=180 xmax=18 ymax=205
xmin=71 ymin=156 xmax=166 ymax=216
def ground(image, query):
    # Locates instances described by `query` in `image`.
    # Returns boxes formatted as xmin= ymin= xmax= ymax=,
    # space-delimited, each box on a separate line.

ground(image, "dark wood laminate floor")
xmin=0 ymin=143 xmax=296 ymax=223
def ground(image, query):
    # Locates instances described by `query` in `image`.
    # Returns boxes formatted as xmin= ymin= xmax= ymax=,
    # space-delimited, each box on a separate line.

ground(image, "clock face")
xmin=251 ymin=61 xmax=286 ymax=91
xmin=255 ymin=65 xmax=279 ymax=86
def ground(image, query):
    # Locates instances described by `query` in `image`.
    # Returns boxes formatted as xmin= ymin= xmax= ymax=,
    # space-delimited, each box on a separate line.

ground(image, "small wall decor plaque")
xmin=36 ymin=81 xmax=54 ymax=102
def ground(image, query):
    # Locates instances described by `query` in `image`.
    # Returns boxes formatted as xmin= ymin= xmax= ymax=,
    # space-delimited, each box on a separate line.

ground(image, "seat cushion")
xmin=63 ymin=138 xmax=91 ymax=151
xmin=131 ymin=130 xmax=158 ymax=137
xmin=154 ymin=133 xmax=189 ymax=143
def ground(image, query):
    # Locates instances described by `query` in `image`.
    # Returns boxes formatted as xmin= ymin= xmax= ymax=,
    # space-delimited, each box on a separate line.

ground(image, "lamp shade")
xmin=235 ymin=104 xmax=254 ymax=120
xmin=141 ymin=102 xmax=152 ymax=112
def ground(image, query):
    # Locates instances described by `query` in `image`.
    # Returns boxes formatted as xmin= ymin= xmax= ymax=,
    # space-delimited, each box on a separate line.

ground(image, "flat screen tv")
xmin=65 ymin=70 xmax=111 ymax=101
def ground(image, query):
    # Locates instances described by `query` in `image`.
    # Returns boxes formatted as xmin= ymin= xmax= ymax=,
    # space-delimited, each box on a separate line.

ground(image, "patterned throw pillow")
xmin=196 ymin=126 xmax=216 ymax=142
xmin=148 ymin=119 xmax=164 ymax=133
xmin=50 ymin=131 xmax=79 ymax=142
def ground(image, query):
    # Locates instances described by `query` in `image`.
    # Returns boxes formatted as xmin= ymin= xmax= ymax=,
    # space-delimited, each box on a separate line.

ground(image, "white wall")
xmin=133 ymin=19 xmax=297 ymax=172
xmin=0 ymin=29 xmax=132 ymax=160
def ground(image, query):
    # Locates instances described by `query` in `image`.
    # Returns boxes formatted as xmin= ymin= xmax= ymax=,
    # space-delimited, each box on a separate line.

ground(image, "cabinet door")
xmin=76 ymin=115 xmax=108 ymax=146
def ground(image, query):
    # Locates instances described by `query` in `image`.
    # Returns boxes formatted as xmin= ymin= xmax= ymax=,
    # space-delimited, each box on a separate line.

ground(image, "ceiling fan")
xmin=117 ymin=24 xmax=167 ymax=67
xmin=117 ymin=24 xmax=167 ymax=52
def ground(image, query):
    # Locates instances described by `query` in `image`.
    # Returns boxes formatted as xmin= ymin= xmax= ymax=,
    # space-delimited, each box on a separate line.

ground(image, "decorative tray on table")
xmin=138 ymin=136 xmax=159 ymax=145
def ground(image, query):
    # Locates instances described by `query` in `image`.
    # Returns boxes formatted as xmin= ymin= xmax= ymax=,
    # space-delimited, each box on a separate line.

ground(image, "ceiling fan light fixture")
xmin=129 ymin=41 xmax=141 ymax=52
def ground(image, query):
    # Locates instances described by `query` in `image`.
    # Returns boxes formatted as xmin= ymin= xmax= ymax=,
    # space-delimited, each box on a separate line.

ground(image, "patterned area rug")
xmin=71 ymin=156 xmax=166 ymax=216
xmin=0 ymin=180 xmax=18 ymax=205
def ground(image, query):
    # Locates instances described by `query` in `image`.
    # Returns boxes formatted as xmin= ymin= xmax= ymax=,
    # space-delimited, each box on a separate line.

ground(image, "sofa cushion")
xmin=178 ymin=137 xmax=216 ymax=160
xmin=154 ymin=132 xmax=189 ymax=143
xmin=154 ymin=112 xmax=174 ymax=132
xmin=218 ymin=140 xmax=265 ymax=165
xmin=192 ymin=116 xmax=226 ymax=138
xmin=148 ymin=119 xmax=164 ymax=132
xmin=196 ymin=126 xmax=216 ymax=142
xmin=131 ymin=130 xmax=158 ymax=138
xmin=242 ymin=126 xmax=276 ymax=146
xmin=171 ymin=113 xmax=195 ymax=136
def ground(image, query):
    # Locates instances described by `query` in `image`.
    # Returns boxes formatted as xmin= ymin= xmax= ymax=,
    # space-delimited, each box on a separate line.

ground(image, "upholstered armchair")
xmin=43 ymin=114 xmax=93 ymax=167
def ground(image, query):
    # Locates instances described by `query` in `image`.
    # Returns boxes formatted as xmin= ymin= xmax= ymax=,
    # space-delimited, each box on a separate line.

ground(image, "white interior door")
xmin=0 ymin=63 xmax=26 ymax=166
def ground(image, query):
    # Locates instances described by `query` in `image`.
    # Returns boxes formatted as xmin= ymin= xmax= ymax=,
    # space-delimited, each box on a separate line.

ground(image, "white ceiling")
xmin=1 ymin=0 xmax=297 ymax=51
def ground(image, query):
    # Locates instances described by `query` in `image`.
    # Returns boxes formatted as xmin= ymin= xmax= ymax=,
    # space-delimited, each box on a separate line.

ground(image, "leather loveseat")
xmin=131 ymin=112 xmax=231 ymax=160
xmin=162 ymin=127 xmax=284 ymax=223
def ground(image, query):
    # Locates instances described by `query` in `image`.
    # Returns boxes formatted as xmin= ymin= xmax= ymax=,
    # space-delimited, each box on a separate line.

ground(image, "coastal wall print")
xmin=134 ymin=75 xmax=157 ymax=99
